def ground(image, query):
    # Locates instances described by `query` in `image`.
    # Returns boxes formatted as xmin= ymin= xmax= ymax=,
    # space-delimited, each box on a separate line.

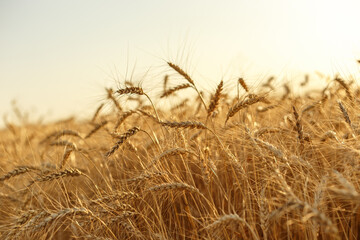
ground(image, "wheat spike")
xmin=238 ymin=78 xmax=248 ymax=92
xmin=167 ymin=62 xmax=195 ymax=85
xmin=159 ymin=120 xmax=207 ymax=129
xmin=113 ymin=110 xmax=136 ymax=131
xmin=116 ymin=87 xmax=144 ymax=96
xmin=160 ymin=83 xmax=191 ymax=98
xmin=106 ymin=88 xmax=122 ymax=111
xmin=91 ymin=103 xmax=104 ymax=122
xmin=226 ymin=95 xmax=265 ymax=123
xmin=337 ymin=100 xmax=352 ymax=127
xmin=147 ymin=182 xmax=202 ymax=195
xmin=27 ymin=168 xmax=83 ymax=187
xmin=85 ymin=120 xmax=108 ymax=139
xmin=33 ymin=207 xmax=92 ymax=230
xmin=147 ymin=147 xmax=193 ymax=168
xmin=335 ymin=77 xmax=352 ymax=100
xmin=292 ymin=106 xmax=304 ymax=147
xmin=207 ymin=80 xmax=223 ymax=117
xmin=105 ymin=127 xmax=140 ymax=157
xmin=0 ymin=166 xmax=41 ymax=182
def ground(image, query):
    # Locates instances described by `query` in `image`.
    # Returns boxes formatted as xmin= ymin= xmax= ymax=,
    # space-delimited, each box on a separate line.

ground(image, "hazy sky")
xmin=1 ymin=0 xmax=360 ymax=124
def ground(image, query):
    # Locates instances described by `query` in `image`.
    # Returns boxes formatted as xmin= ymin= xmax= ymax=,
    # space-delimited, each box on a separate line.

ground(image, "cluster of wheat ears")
xmin=0 ymin=62 xmax=360 ymax=239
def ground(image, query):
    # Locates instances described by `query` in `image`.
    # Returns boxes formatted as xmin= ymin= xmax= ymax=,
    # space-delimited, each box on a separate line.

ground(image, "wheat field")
xmin=1 ymin=63 xmax=359 ymax=239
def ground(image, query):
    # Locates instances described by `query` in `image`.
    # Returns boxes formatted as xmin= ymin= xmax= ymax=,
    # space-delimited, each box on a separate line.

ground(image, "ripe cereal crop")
xmin=1 ymin=63 xmax=360 ymax=240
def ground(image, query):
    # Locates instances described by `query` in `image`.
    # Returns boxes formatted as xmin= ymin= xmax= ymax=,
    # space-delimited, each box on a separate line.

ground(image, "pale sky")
xmin=1 ymin=0 xmax=360 ymax=125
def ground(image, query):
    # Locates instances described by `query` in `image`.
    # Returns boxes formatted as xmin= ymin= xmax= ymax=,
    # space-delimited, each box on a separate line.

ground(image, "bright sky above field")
xmin=1 ymin=0 xmax=360 ymax=125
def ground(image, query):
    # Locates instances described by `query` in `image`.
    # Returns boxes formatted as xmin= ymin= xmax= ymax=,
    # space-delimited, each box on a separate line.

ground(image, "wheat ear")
xmin=300 ymin=74 xmax=309 ymax=87
xmin=292 ymin=106 xmax=304 ymax=148
xmin=238 ymin=78 xmax=248 ymax=92
xmin=33 ymin=207 xmax=93 ymax=230
xmin=27 ymin=168 xmax=83 ymax=187
xmin=105 ymin=127 xmax=140 ymax=157
xmin=226 ymin=95 xmax=264 ymax=123
xmin=106 ymin=88 xmax=122 ymax=111
xmin=167 ymin=62 xmax=207 ymax=111
xmin=116 ymin=87 xmax=160 ymax=123
xmin=113 ymin=110 xmax=136 ymax=131
xmin=147 ymin=182 xmax=202 ymax=195
xmin=335 ymin=77 xmax=352 ymax=100
xmin=147 ymin=147 xmax=194 ymax=169
xmin=85 ymin=120 xmax=108 ymax=139
xmin=40 ymin=130 xmax=82 ymax=144
xmin=204 ymin=214 xmax=259 ymax=240
xmin=0 ymin=166 xmax=41 ymax=182
xmin=160 ymin=83 xmax=191 ymax=98
xmin=91 ymin=103 xmax=104 ymax=122
xmin=159 ymin=120 xmax=207 ymax=129
xmin=207 ymin=80 xmax=223 ymax=117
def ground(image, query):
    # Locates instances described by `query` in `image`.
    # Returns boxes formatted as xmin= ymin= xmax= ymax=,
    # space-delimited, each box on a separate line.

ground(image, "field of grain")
xmin=1 ymin=63 xmax=359 ymax=239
